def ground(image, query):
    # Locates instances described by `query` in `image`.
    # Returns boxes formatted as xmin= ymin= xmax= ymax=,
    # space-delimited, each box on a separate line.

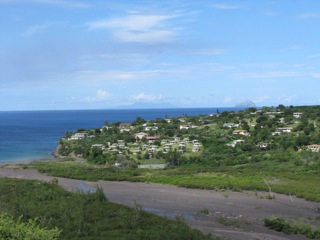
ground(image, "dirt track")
xmin=0 ymin=168 xmax=318 ymax=240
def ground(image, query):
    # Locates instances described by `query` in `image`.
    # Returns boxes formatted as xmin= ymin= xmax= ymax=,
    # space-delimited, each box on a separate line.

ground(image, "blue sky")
xmin=1 ymin=0 xmax=320 ymax=110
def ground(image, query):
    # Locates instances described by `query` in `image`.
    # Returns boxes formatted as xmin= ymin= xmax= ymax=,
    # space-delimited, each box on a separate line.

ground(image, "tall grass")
xmin=0 ymin=178 xmax=216 ymax=240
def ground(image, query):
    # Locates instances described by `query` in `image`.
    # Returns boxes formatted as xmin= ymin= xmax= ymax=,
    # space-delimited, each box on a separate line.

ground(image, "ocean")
xmin=0 ymin=108 xmax=240 ymax=163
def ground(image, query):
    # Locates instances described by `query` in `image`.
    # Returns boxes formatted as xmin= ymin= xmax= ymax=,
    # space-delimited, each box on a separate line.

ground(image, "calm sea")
xmin=0 ymin=108 xmax=239 ymax=163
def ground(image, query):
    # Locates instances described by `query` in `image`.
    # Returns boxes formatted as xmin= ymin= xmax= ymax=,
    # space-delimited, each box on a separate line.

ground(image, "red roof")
xmin=146 ymin=136 xmax=160 ymax=140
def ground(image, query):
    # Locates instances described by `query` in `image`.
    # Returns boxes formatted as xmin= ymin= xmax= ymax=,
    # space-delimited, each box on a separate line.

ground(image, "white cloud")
xmin=21 ymin=24 xmax=48 ymax=37
xmin=131 ymin=92 xmax=163 ymax=102
xmin=87 ymin=14 xmax=179 ymax=43
xmin=96 ymin=89 xmax=111 ymax=101
xmin=224 ymin=96 xmax=232 ymax=104
xmin=83 ymin=89 xmax=111 ymax=103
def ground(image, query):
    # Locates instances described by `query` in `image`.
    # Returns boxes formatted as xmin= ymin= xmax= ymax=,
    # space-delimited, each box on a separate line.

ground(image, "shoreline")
xmin=0 ymin=154 xmax=60 ymax=167
xmin=0 ymin=145 xmax=62 ymax=166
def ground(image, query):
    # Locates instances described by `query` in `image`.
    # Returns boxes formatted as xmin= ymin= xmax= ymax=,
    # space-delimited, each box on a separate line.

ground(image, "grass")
xmin=25 ymin=157 xmax=320 ymax=202
xmin=216 ymin=216 xmax=249 ymax=229
xmin=0 ymin=177 xmax=216 ymax=240
xmin=264 ymin=217 xmax=320 ymax=239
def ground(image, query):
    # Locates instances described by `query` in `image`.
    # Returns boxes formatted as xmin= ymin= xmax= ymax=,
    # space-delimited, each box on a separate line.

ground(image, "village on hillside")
xmin=57 ymin=105 xmax=320 ymax=168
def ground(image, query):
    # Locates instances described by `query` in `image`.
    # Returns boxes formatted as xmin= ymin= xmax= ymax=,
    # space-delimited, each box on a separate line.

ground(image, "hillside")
xmin=28 ymin=105 xmax=320 ymax=201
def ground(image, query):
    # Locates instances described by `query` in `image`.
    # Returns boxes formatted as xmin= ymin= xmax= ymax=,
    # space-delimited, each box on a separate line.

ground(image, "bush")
xmin=264 ymin=217 xmax=320 ymax=238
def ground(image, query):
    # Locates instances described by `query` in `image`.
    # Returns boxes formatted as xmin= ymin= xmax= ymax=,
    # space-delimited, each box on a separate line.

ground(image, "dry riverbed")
xmin=0 ymin=167 xmax=318 ymax=240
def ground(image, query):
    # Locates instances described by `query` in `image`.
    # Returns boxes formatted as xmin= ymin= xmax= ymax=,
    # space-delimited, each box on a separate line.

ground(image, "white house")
xmin=69 ymin=132 xmax=87 ymax=140
xmin=134 ymin=132 xmax=148 ymax=140
xmin=226 ymin=139 xmax=245 ymax=147
xmin=306 ymin=144 xmax=320 ymax=152
xmin=258 ymin=142 xmax=271 ymax=148
xmin=223 ymin=123 xmax=239 ymax=128
xmin=276 ymin=127 xmax=292 ymax=133
xmin=293 ymin=112 xmax=303 ymax=118
xmin=91 ymin=144 xmax=105 ymax=150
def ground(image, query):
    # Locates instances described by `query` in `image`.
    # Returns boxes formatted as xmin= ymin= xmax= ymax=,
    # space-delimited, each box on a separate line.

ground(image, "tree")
xmin=277 ymin=104 xmax=286 ymax=111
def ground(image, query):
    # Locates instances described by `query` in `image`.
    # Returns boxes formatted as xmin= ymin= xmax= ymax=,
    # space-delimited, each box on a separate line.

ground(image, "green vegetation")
xmin=198 ymin=208 xmax=209 ymax=215
xmin=0 ymin=213 xmax=61 ymax=240
xmin=0 ymin=178 xmax=215 ymax=240
xmin=23 ymin=105 xmax=320 ymax=202
xmin=264 ymin=217 xmax=320 ymax=239
xmin=216 ymin=216 xmax=249 ymax=229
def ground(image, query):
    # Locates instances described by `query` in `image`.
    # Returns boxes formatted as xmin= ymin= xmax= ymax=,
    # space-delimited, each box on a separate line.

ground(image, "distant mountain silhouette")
xmin=235 ymin=100 xmax=256 ymax=108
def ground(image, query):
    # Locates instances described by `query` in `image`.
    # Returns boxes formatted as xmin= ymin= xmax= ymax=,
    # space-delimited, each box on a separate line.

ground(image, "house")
xmin=103 ymin=125 xmax=112 ymax=130
xmin=271 ymin=131 xmax=281 ymax=136
xmin=271 ymin=127 xmax=292 ymax=136
xmin=69 ymin=132 xmax=87 ymax=140
xmin=131 ymin=149 xmax=141 ymax=155
xmin=119 ymin=123 xmax=131 ymax=133
xmin=232 ymin=130 xmax=250 ymax=136
xmin=164 ymin=146 xmax=171 ymax=152
xmin=141 ymin=145 xmax=149 ymax=150
xmin=145 ymin=126 xmax=158 ymax=131
xmin=91 ymin=144 xmax=105 ymax=150
xmin=164 ymin=118 xmax=172 ymax=123
xmin=146 ymin=136 xmax=160 ymax=140
xmin=276 ymin=127 xmax=292 ymax=133
xmin=119 ymin=123 xmax=131 ymax=128
xmin=134 ymin=132 xmax=148 ymax=140
xmin=192 ymin=147 xmax=200 ymax=152
xmin=180 ymin=124 xmax=190 ymax=130
xmin=161 ymin=139 xmax=168 ymax=144
xmin=183 ymin=137 xmax=190 ymax=142
xmin=278 ymin=118 xmax=285 ymax=124
xmin=146 ymin=136 xmax=160 ymax=144
xmin=258 ymin=142 xmax=271 ymax=148
xmin=180 ymin=124 xmax=198 ymax=130
xmin=178 ymin=118 xmax=187 ymax=123
xmin=120 ymin=128 xmax=131 ymax=133
xmin=193 ymin=142 xmax=201 ymax=147
xmin=293 ymin=112 xmax=303 ymax=118
xmin=226 ymin=139 xmax=245 ymax=147
xmin=192 ymin=139 xmax=199 ymax=145
xmin=265 ymin=111 xmax=282 ymax=115
xmin=223 ymin=123 xmax=239 ymax=128
xmin=306 ymin=144 xmax=320 ymax=152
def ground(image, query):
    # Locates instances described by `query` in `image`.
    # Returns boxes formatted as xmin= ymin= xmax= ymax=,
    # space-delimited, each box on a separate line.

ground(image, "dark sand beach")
xmin=0 ymin=164 xmax=317 ymax=240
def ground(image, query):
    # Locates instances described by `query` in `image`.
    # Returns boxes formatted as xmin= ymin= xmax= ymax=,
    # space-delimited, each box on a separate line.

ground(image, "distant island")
xmin=235 ymin=100 xmax=256 ymax=108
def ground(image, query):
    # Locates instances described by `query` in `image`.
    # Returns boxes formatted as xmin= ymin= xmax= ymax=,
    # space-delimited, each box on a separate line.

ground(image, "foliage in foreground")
xmin=264 ymin=217 xmax=320 ymax=239
xmin=0 ymin=178 xmax=215 ymax=240
xmin=0 ymin=213 xmax=61 ymax=240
